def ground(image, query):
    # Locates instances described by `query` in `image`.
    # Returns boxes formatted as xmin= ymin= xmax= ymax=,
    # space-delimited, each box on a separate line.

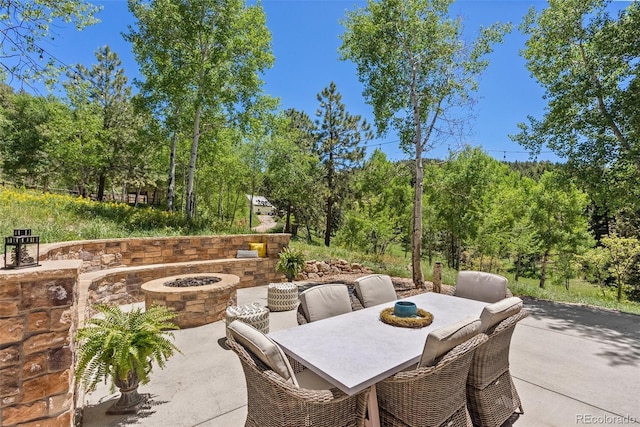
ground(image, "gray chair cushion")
xmin=456 ymin=271 xmax=508 ymax=303
xmin=480 ymin=297 xmax=523 ymax=332
xmin=227 ymin=320 xmax=299 ymax=386
xmin=299 ymin=284 xmax=352 ymax=323
xmin=354 ymin=274 xmax=397 ymax=308
xmin=419 ymin=317 xmax=481 ymax=367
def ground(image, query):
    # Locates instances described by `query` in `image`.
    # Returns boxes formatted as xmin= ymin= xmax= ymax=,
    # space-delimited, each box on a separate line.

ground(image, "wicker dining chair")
xmin=466 ymin=297 xmax=529 ymax=427
xmin=296 ymin=283 xmax=353 ymax=325
xmin=353 ymin=274 xmax=397 ymax=308
xmin=447 ymin=271 xmax=513 ymax=303
xmin=376 ymin=317 xmax=489 ymax=427
xmin=227 ymin=320 xmax=370 ymax=427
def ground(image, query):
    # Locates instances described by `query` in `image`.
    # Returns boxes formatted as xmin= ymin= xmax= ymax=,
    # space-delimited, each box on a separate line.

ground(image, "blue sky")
xmin=32 ymin=0 xmax=631 ymax=163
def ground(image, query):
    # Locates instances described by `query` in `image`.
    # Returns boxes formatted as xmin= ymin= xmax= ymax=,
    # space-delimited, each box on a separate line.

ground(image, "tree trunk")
xmin=514 ymin=254 xmax=521 ymax=282
xmin=249 ymin=193 xmax=254 ymax=230
xmin=285 ymin=204 xmax=292 ymax=233
xmin=217 ymin=181 xmax=223 ymax=218
xmin=167 ymin=131 xmax=178 ymax=211
xmin=306 ymin=223 xmax=312 ymax=242
xmin=186 ymin=104 xmax=202 ymax=220
xmin=97 ymin=174 xmax=106 ymax=201
xmin=617 ymin=278 xmax=623 ymax=302
xmin=411 ymin=161 xmax=424 ymax=288
xmin=324 ymin=195 xmax=333 ymax=247
xmin=432 ymin=262 xmax=442 ymax=293
xmin=229 ymin=191 xmax=240 ymax=227
xmin=135 ymin=186 xmax=141 ymax=207
xmin=411 ymin=91 xmax=424 ymax=288
xmin=539 ymin=248 xmax=550 ymax=289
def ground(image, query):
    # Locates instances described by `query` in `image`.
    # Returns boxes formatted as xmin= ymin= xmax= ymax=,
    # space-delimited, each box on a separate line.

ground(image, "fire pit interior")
xmin=141 ymin=273 xmax=240 ymax=328
xmin=164 ymin=276 xmax=221 ymax=288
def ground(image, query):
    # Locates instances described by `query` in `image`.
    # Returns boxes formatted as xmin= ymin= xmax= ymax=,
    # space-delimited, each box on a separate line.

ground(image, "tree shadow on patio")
xmin=522 ymin=297 xmax=640 ymax=367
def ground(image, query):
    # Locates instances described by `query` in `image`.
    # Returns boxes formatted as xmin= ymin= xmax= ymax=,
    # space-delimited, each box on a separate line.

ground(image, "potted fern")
xmin=276 ymin=246 xmax=306 ymax=282
xmin=75 ymin=304 xmax=180 ymax=414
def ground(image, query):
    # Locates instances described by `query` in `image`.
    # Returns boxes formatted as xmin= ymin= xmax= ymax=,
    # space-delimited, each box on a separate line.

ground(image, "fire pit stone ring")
xmin=141 ymin=273 xmax=240 ymax=328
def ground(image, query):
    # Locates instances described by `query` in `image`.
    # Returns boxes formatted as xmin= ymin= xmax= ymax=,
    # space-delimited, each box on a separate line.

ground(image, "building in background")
xmin=247 ymin=195 xmax=276 ymax=216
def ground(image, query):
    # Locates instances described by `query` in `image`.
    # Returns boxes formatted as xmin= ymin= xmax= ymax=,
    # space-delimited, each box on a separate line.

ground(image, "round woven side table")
xmin=225 ymin=302 xmax=270 ymax=341
xmin=267 ymin=282 xmax=299 ymax=312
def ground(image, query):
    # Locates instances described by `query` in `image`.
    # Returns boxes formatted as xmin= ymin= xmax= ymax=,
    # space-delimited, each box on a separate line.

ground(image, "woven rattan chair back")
xmin=466 ymin=309 xmax=529 ymax=427
xmin=227 ymin=336 xmax=370 ymax=427
xmin=376 ymin=333 xmax=488 ymax=427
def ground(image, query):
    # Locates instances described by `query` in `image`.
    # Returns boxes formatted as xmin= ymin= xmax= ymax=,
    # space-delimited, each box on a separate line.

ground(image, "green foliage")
xmin=334 ymin=150 xmax=411 ymax=256
xmin=428 ymin=147 xmax=508 ymax=269
xmin=0 ymin=88 xmax=56 ymax=185
xmin=75 ymin=304 xmax=180 ymax=393
xmin=515 ymin=0 xmax=640 ymax=225
xmin=276 ymin=247 xmax=306 ymax=281
xmin=314 ymin=82 xmax=372 ymax=247
xmin=63 ymin=46 xmax=144 ymax=201
xmin=601 ymin=233 xmax=640 ymax=301
xmin=528 ymin=171 xmax=593 ymax=288
xmin=126 ymin=0 xmax=274 ymax=220
xmin=0 ymin=0 xmax=99 ymax=87
xmin=580 ymin=246 xmax=610 ymax=288
xmin=340 ymin=0 xmax=510 ymax=287
xmin=262 ymin=109 xmax=325 ymax=238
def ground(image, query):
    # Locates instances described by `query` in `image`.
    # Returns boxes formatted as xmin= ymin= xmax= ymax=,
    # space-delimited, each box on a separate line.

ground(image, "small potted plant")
xmin=276 ymin=246 xmax=306 ymax=282
xmin=75 ymin=304 xmax=181 ymax=414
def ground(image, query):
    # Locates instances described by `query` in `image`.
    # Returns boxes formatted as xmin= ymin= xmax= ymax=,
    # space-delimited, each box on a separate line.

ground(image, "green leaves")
xmin=314 ymin=82 xmax=372 ymax=246
xmin=0 ymin=0 xmax=100 ymax=88
xmin=341 ymin=0 xmax=509 ymax=287
xmin=75 ymin=304 xmax=180 ymax=393
xmin=335 ymin=150 xmax=411 ymax=255
xmin=276 ymin=247 xmax=306 ymax=282
xmin=127 ymin=0 xmax=274 ymax=220
xmin=516 ymin=0 xmax=640 ymax=217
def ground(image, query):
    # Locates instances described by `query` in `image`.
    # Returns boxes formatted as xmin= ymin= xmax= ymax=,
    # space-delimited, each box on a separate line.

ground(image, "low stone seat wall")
xmin=78 ymin=257 xmax=278 ymax=312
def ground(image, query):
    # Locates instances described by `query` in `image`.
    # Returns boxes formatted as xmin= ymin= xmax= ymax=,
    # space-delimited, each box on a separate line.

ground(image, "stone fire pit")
xmin=141 ymin=273 xmax=240 ymax=328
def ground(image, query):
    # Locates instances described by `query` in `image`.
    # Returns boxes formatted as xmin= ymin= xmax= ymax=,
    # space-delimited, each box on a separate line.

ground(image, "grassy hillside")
xmin=0 ymin=187 xmax=239 ymax=242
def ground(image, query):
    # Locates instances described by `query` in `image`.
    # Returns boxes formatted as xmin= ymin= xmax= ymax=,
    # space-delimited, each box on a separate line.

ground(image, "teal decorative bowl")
xmin=394 ymin=301 xmax=418 ymax=318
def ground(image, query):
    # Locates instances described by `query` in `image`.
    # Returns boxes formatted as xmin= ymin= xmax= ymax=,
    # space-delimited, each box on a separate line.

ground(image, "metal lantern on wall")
xmin=3 ymin=229 xmax=40 ymax=269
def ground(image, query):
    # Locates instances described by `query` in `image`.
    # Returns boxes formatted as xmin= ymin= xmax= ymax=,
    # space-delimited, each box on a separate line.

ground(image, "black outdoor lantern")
xmin=3 ymin=229 xmax=40 ymax=269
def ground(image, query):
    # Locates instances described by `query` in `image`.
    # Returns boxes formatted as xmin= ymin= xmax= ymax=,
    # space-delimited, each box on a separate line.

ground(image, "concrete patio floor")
xmin=80 ymin=286 xmax=640 ymax=427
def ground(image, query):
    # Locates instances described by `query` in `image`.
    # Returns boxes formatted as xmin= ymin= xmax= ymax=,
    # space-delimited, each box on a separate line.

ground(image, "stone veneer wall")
xmin=0 ymin=260 xmax=82 ymax=427
xmin=39 ymin=234 xmax=290 ymax=274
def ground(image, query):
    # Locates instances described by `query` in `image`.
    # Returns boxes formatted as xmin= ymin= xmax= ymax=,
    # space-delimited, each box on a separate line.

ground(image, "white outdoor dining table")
xmin=268 ymin=292 xmax=488 ymax=427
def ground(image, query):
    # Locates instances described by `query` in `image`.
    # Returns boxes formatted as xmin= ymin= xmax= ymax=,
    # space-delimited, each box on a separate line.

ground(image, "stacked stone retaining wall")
xmin=0 ymin=261 xmax=82 ymax=427
xmin=40 ymin=234 xmax=289 ymax=273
